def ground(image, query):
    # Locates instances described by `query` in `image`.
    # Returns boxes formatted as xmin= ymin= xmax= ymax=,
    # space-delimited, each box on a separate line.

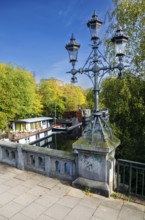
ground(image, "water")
xmin=35 ymin=126 xmax=82 ymax=152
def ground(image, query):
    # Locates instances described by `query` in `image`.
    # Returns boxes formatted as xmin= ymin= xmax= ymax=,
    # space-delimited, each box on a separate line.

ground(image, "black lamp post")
xmin=65 ymin=11 xmax=128 ymax=144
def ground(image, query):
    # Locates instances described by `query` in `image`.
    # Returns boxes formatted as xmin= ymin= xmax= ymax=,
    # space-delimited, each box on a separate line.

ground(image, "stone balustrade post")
xmin=17 ymin=145 xmax=24 ymax=170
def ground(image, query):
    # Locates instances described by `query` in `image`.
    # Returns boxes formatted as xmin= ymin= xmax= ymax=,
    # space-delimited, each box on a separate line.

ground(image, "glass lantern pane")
xmin=115 ymin=41 xmax=126 ymax=55
xmin=89 ymin=23 xmax=101 ymax=39
xmin=69 ymin=50 xmax=78 ymax=62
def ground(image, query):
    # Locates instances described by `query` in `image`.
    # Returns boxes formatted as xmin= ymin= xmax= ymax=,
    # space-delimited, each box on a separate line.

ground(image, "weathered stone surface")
xmin=72 ymin=177 xmax=110 ymax=197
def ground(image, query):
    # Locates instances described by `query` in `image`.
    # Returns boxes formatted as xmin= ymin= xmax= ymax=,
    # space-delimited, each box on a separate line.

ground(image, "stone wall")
xmin=0 ymin=140 xmax=117 ymax=197
xmin=0 ymin=140 xmax=76 ymax=181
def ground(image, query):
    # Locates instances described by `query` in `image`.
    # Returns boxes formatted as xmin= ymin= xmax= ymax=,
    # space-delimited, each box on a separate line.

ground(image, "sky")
xmin=0 ymin=0 xmax=114 ymax=89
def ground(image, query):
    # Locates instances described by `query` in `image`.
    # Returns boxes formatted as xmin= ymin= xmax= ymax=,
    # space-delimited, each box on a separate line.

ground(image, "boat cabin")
xmin=11 ymin=117 xmax=53 ymax=132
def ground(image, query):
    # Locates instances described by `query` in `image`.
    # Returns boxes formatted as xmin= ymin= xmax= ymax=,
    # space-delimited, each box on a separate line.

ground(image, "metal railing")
xmin=117 ymin=159 xmax=145 ymax=198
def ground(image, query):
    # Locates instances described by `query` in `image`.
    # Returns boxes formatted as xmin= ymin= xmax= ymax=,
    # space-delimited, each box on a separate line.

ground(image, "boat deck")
xmin=9 ymin=127 xmax=52 ymax=142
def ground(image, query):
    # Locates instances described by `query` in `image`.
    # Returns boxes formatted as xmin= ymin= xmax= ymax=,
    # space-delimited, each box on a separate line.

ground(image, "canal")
xmin=34 ymin=126 xmax=82 ymax=152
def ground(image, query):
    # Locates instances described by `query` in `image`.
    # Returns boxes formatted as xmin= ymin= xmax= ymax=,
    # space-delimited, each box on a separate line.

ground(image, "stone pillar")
xmin=72 ymin=133 xmax=120 ymax=197
xmin=45 ymin=156 xmax=51 ymax=175
xmin=17 ymin=145 xmax=24 ymax=170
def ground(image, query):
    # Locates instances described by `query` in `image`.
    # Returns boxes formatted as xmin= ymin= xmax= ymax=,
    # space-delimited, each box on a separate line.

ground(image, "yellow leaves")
xmin=39 ymin=79 xmax=87 ymax=114
xmin=63 ymin=84 xmax=86 ymax=111
xmin=0 ymin=63 xmax=42 ymax=120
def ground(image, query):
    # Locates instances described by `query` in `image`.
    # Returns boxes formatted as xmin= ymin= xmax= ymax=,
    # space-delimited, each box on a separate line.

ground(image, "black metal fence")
xmin=117 ymin=159 xmax=145 ymax=198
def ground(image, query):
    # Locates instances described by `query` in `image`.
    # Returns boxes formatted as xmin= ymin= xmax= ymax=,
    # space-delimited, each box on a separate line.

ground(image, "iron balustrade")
xmin=117 ymin=159 xmax=145 ymax=198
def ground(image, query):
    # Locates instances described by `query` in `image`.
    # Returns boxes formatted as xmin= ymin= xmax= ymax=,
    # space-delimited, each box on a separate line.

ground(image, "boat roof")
xmin=11 ymin=117 xmax=53 ymax=123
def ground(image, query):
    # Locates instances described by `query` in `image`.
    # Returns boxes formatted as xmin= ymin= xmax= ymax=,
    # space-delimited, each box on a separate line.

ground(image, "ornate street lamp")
xmin=65 ymin=34 xmax=80 ymax=63
xmin=65 ymin=11 xmax=128 ymax=144
xmin=111 ymin=27 xmax=128 ymax=57
xmin=87 ymin=10 xmax=103 ymax=41
xmin=65 ymin=34 xmax=80 ymax=83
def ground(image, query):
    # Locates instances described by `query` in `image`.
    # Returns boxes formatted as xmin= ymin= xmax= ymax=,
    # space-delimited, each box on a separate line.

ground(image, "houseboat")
xmin=9 ymin=117 xmax=53 ymax=144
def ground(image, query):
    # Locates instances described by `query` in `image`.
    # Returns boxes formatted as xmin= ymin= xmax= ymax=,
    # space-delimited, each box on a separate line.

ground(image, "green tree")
xmin=63 ymin=84 xmax=86 ymax=111
xmin=0 ymin=63 xmax=42 ymax=129
xmin=105 ymin=0 xmax=145 ymax=75
xmin=38 ymin=79 xmax=65 ymax=117
xmin=85 ymin=88 xmax=94 ymax=110
xmin=101 ymin=74 xmax=145 ymax=162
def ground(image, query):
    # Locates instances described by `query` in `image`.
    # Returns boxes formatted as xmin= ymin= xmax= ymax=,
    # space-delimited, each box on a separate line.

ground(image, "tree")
xmin=105 ymin=0 xmax=145 ymax=76
xmin=85 ymin=88 xmax=94 ymax=110
xmin=38 ymin=79 xmax=65 ymax=117
xmin=0 ymin=63 xmax=42 ymax=129
xmin=39 ymin=79 xmax=87 ymax=116
xmin=62 ymin=84 xmax=86 ymax=111
xmin=101 ymin=74 xmax=145 ymax=162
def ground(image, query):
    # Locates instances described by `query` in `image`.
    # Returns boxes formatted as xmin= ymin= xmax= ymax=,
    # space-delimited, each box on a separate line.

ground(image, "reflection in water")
xmin=35 ymin=126 xmax=82 ymax=152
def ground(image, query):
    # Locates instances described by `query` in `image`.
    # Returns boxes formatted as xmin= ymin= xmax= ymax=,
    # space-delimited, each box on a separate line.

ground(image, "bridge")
xmin=0 ymin=163 xmax=144 ymax=220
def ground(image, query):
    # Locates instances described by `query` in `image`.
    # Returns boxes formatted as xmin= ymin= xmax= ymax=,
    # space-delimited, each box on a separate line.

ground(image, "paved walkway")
xmin=0 ymin=163 xmax=144 ymax=220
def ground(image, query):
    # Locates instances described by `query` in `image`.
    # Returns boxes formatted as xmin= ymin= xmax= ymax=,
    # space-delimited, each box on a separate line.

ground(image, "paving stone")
xmin=79 ymin=196 xmax=101 ymax=209
xmin=10 ymin=213 xmax=32 ymax=220
xmin=0 ymin=184 xmax=11 ymax=194
xmin=93 ymin=204 xmax=120 ymax=220
xmin=123 ymin=201 xmax=145 ymax=212
xmin=46 ymin=189 xmax=64 ymax=199
xmin=0 ymin=215 xmax=7 ymax=220
xmin=5 ymin=166 xmax=24 ymax=175
xmin=101 ymin=198 xmax=123 ymax=210
xmin=118 ymin=205 xmax=144 ymax=220
xmin=0 ymin=192 xmax=16 ymax=206
xmin=35 ymin=194 xmax=59 ymax=208
xmin=31 ymin=174 xmax=49 ymax=182
xmin=0 ymin=201 xmax=23 ymax=218
xmin=0 ymin=178 xmax=6 ymax=184
xmin=52 ymin=182 xmax=71 ymax=192
xmin=21 ymin=179 xmax=40 ymax=188
xmin=67 ymin=188 xmax=85 ymax=198
xmin=67 ymin=204 xmax=94 ymax=220
xmin=37 ymin=214 xmax=56 ymax=220
xmin=8 ymin=185 xmax=29 ymax=196
xmin=15 ymin=172 xmax=35 ymax=181
xmin=21 ymin=202 xmax=47 ymax=219
xmin=0 ymin=166 xmax=9 ymax=174
xmin=44 ymin=203 xmax=71 ymax=220
xmin=46 ymin=185 xmax=70 ymax=198
xmin=90 ymin=217 xmax=103 ymax=220
xmin=57 ymin=195 xmax=80 ymax=208
xmin=0 ymin=164 xmax=144 ymax=220
xmin=28 ymin=185 xmax=49 ymax=197
xmin=4 ymin=178 xmax=23 ymax=187
xmin=14 ymin=192 xmax=37 ymax=206
xmin=63 ymin=216 xmax=77 ymax=220
xmin=0 ymin=172 xmax=16 ymax=180
xmin=38 ymin=179 xmax=58 ymax=189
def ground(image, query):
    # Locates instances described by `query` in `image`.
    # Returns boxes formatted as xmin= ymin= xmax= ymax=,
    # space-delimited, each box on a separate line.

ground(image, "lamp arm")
xmin=83 ymin=71 xmax=94 ymax=85
xmin=82 ymin=50 xmax=94 ymax=69
xmin=98 ymin=69 xmax=110 ymax=85
xmin=97 ymin=48 xmax=110 ymax=66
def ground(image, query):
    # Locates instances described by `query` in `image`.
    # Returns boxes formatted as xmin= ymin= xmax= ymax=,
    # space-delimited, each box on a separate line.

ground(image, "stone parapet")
xmin=0 ymin=140 xmax=76 ymax=181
